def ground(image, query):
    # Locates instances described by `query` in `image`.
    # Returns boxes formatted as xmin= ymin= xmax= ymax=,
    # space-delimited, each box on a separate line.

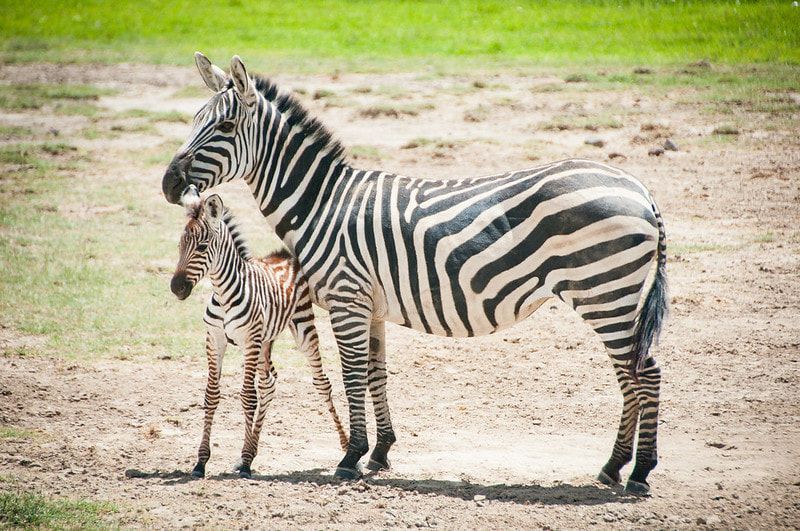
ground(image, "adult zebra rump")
xmin=162 ymin=54 xmax=668 ymax=494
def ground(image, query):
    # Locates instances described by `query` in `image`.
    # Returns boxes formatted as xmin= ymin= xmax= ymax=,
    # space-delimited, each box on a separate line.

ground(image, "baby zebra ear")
xmin=230 ymin=55 xmax=257 ymax=108
xmin=195 ymin=52 xmax=228 ymax=92
xmin=202 ymin=194 xmax=224 ymax=227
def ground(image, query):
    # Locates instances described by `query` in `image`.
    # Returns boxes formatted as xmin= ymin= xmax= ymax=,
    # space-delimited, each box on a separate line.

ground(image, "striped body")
xmin=163 ymin=54 xmax=667 ymax=492
xmin=171 ymin=194 xmax=348 ymax=478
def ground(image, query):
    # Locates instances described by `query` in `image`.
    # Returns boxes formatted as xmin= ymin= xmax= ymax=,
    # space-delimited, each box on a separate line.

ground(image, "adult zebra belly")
xmin=376 ymin=171 xmax=660 ymax=337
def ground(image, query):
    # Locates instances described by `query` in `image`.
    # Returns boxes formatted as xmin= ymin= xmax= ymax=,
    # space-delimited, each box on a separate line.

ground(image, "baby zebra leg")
xmin=192 ymin=324 xmax=227 ymax=478
xmin=289 ymin=311 xmax=349 ymax=451
xmin=237 ymin=341 xmax=277 ymax=479
xmin=237 ymin=331 xmax=264 ymax=479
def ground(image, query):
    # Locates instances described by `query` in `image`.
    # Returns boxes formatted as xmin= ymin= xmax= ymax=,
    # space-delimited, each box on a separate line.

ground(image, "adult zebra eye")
xmin=218 ymin=121 xmax=235 ymax=133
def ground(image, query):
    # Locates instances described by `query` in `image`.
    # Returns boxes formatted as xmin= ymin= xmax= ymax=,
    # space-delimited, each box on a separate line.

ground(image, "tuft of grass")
xmin=349 ymin=144 xmax=382 ymax=160
xmin=0 ymin=490 xmax=114 ymax=528
xmin=0 ymin=426 xmax=39 ymax=439
xmin=0 ymin=142 xmax=76 ymax=170
xmin=0 ymin=125 xmax=34 ymax=139
xmin=357 ymin=103 xmax=430 ymax=119
xmin=712 ymin=125 xmax=740 ymax=135
xmin=463 ymin=104 xmax=491 ymax=123
xmin=564 ymin=73 xmax=591 ymax=83
xmin=401 ymin=137 xmax=466 ymax=150
xmin=541 ymin=115 xmax=623 ymax=132
xmin=0 ymin=84 xmax=114 ymax=111
xmin=312 ymin=89 xmax=336 ymax=100
xmin=670 ymin=242 xmax=734 ymax=256
xmin=116 ymin=109 xmax=191 ymax=123
xmin=754 ymin=232 xmax=775 ymax=243
xmin=170 ymin=85 xmax=209 ymax=99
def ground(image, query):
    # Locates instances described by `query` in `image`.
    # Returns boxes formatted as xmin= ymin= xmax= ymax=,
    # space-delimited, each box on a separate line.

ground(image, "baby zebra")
xmin=171 ymin=190 xmax=348 ymax=478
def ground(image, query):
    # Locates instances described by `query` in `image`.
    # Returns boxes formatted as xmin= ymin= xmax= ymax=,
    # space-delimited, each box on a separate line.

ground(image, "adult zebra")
xmin=162 ymin=54 xmax=668 ymax=494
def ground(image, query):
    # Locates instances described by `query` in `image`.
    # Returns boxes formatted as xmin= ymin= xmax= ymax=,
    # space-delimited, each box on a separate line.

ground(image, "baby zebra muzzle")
xmin=171 ymin=189 xmax=348 ymax=479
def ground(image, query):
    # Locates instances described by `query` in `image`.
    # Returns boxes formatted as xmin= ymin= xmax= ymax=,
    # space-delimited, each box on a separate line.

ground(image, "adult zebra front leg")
xmin=330 ymin=303 xmax=373 ymax=480
xmin=192 ymin=322 xmax=226 ymax=478
xmin=365 ymin=319 xmax=396 ymax=472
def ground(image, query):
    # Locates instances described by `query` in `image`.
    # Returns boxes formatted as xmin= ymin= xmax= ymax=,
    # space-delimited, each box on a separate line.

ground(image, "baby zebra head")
xmin=171 ymin=188 xmax=224 ymax=300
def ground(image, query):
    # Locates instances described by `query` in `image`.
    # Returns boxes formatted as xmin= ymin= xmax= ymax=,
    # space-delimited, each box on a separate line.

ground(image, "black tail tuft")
xmin=630 ymin=203 xmax=668 ymax=378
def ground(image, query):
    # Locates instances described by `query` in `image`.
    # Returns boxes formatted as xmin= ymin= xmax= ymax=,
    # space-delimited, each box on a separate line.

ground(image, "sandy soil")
xmin=1 ymin=63 xmax=799 ymax=529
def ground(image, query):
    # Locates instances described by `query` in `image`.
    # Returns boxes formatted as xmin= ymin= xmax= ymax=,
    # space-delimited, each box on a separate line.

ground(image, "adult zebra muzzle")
xmin=162 ymin=152 xmax=193 ymax=204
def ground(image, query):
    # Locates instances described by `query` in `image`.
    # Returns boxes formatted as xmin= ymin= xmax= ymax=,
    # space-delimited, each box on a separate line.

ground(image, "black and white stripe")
xmin=162 ymin=54 xmax=668 ymax=493
xmin=170 ymin=191 xmax=348 ymax=479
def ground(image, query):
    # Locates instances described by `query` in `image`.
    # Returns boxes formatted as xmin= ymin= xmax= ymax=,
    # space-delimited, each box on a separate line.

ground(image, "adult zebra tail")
xmin=630 ymin=201 xmax=669 ymax=378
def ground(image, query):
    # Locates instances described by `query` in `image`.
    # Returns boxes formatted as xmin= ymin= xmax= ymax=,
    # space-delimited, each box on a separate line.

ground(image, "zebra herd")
xmin=164 ymin=53 xmax=668 ymax=494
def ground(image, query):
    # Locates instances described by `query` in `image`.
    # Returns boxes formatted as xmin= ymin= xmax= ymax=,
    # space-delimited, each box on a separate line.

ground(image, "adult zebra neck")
xmin=245 ymin=111 xmax=350 ymax=246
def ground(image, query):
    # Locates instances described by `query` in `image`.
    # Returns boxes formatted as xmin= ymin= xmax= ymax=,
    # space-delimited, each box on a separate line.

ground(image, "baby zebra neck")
xmin=207 ymin=217 xmax=250 ymax=306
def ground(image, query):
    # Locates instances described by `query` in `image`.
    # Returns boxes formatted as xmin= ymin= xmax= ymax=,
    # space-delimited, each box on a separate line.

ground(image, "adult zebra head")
xmin=162 ymin=53 xmax=346 ymax=210
xmin=162 ymin=53 xmax=260 ymax=204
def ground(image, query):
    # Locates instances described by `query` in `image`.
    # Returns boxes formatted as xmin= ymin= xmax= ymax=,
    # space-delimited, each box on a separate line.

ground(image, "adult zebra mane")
xmin=230 ymin=75 xmax=348 ymax=163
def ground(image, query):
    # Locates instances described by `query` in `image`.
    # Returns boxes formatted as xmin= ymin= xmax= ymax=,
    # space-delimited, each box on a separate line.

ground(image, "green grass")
xmin=0 ymin=426 xmax=39 ymax=439
xmin=1 ymin=1 xmax=798 ymax=70
xmin=0 ymin=127 xmax=323 ymax=365
xmin=0 ymin=490 xmax=114 ymax=528
xmin=0 ymin=84 xmax=114 ymax=111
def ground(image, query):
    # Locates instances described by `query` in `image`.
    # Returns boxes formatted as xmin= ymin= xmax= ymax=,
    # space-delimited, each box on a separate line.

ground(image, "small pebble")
xmin=663 ymin=138 xmax=679 ymax=151
xmin=473 ymin=494 xmax=486 ymax=502
xmin=648 ymin=147 xmax=664 ymax=157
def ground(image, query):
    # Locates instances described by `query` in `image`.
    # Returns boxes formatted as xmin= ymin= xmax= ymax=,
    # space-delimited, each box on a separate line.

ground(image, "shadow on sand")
xmin=124 ymin=467 xmax=641 ymax=506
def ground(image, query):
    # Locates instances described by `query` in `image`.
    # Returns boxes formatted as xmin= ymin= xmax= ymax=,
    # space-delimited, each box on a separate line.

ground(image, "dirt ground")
xmin=1 ymin=63 xmax=799 ymax=529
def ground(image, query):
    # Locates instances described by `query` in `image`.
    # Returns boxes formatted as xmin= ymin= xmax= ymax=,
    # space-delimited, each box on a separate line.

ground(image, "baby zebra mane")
xmin=220 ymin=208 xmax=252 ymax=261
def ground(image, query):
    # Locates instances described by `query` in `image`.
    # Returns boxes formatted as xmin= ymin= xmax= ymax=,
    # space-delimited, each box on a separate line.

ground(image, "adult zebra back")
xmin=162 ymin=53 xmax=668 ymax=494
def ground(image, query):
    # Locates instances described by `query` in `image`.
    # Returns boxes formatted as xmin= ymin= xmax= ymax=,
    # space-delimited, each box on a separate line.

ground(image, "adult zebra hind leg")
xmin=582 ymin=258 xmax=667 ymax=495
xmin=365 ymin=319 xmax=396 ymax=472
xmin=329 ymin=303 xmax=373 ymax=480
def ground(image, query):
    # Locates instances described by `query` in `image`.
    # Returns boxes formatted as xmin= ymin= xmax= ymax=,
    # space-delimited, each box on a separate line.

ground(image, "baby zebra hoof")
xmin=191 ymin=463 xmax=205 ymax=478
xmin=334 ymin=466 xmax=362 ymax=480
xmin=366 ymin=457 xmax=391 ymax=472
xmin=597 ymin=470 xmax=621 ymax=487
xmin=238 ymin=464 xmax=252 ymax=479
xmin=624 ymin=479 xmax=651 ymax=495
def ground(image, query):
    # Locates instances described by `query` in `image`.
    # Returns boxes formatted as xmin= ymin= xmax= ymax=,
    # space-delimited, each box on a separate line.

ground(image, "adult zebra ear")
xmin=230 ymin=55 xmax=257 ymax=108
xmin=195 ymin=52 xmax=228 ymax=92
xmin=202 ymin=194 xmax=224 ymax=229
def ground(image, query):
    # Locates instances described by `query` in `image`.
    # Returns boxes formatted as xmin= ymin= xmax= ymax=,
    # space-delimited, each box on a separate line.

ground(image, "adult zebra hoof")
xmin=191 ymin=463 xmax=205 ymax=478
xmin=597 ymin=470 xmax=621 ymax=487
xmin=624 ymin=479 xmax=650 ymax=495
xmin=366 ymin=456 xmax=391 ymax=472
xmin=238 ymin=464 xmax=252 ymax=479
xmin=334 ymin=466 xmax=362 ymax=480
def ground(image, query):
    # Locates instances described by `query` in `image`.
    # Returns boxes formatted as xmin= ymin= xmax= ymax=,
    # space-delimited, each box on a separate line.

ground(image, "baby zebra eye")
xmin=218 ymin=121 xmax=235 ymax=133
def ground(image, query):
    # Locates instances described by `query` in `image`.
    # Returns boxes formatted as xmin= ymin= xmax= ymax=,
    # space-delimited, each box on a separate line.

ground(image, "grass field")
xmin=1 ymin=1 xmax=798 ymax=69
